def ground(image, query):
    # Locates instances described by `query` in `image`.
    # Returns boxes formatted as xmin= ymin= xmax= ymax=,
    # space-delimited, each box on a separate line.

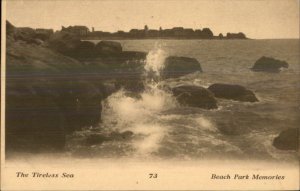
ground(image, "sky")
xmin=5 ymin=0 xmax=300 ymax=39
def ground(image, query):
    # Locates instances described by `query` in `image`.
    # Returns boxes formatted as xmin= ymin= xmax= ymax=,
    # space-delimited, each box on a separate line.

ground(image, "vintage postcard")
xmin=1 ymin=0 xmax=299 ymax=190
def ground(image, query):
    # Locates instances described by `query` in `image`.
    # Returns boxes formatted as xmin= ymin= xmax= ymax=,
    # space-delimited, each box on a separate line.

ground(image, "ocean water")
xmin=67 ymin=39 xmax=299 ymax=162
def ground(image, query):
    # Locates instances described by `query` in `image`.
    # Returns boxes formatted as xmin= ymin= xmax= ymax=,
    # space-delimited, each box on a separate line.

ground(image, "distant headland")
xmin=59 ymin=25 xmax=248 ymax=40
xmin=11 ymin=23 xmax=248 ymax=40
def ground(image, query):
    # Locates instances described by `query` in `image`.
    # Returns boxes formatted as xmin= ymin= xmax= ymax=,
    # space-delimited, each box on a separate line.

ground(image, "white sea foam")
xmin=144 ymin=43 xmax=168 ymax=76
xmin=101 ymin=44 xmax=176 ymax=155
xmin=195 ymin=117 xmax=217 ymax=132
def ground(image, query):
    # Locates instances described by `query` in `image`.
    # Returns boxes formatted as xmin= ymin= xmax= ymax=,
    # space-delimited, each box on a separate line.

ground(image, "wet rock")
xmin=273 ymin=128 xmax=299 ymax=150
xmin=172 ymin=85 xmax=217 ymax=109
xmin=57 ymin=81 xmax=104 ymax=132
xmin=110 ymin=131 xmax=134 ymax=141
xmin=95 ymin=40 xmax=122 ymax=54
xmin=48 ymin=32 xmax=104 ymax=59
xmin=48 ymin=31 xmax=81 ymax=56
xmin=86 ymin=134 xmax=109 ymax=145
xmin=115 ymin=78 xmax=145 ymax=92
xmin=86 ymin=131 xmax=134 ymax=146
xmin=102 ymin=82 xmax=118 ymax=99
xmin=123 ymin=91 xmax=143 ymax=99
xmin=163 ymin=56 xmax=202 ymax=78
xmin=208 ymin=83 xmax=258 ymax=102
xmin=73 ymin=41 xmax=97 ymax=59
xmin=119 ymin=51 xmax=147 ymax=61
xmin=252 ymin=56 xmax=289 ymax=72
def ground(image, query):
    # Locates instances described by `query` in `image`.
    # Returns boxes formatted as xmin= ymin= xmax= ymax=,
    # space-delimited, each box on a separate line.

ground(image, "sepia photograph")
xmin=1 ymin=0 xmax=299 ymax=190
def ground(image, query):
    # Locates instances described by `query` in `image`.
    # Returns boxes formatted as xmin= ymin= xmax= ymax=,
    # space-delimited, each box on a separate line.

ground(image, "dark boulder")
xmin=48 ymin=33 xmax=102 ymax=59
xmin=73 ymin=41 xmax=97 ymax=59
xmin=252 ymin=56 xmax=289 ymax=72
xmin=208 ymin=83 xmax=258 ymax=102
xmin=6 ymin=21 xmax=50 ymax=45
xmin=115 ymin=77 xmax=145 ymax=92
xmin=47 ymin=31 xmax=81 ymax=56
xmin=7 ymin=22 xmax=43 ymax=45
xmin=99 ymin=51 xmax=146 ymax=71
xmin=14 ymin=27 xmax=37 ymax=42
xmin=163 ymin=56 xmax=202 ymax=78
xmin=172 ymin=85 xmax=217 ymax=109
xmin=119 ymin=51 xmax=147 ymax=60
xmin=273 ymin=128 xmax=299 ymax=150
xmin=56 ymin=81 xmax=104 ymax=132
xmin=95 ymin=40 xmax=122 ymax=54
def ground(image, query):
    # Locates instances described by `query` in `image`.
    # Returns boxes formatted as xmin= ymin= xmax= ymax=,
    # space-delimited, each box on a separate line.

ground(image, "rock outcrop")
xmin=49 ymin=34 xmax=123 ymax=59
xmin=273 ymin=128 xmax=299 ymax=151
xmin=48 ymin=31 xmax=148 ymax=92
xmin=208 ymin=83 xmax=258 ymax=102
xmin=95 ymin=40 xmax=122 ymax=54
xmin=7 ymin=23 xmax=46 ymax=45
xmin=6 ymin=22 xmax=106 ymax=151
xmin=172 ymin=85 xmax=217 ymax=109
xmin=163 ymin=56 xmax=202 ymax=78
xmin=48 ymin=31 xmax=83 ymax=57
xmin=251 ymin=56 xmax=289 ymax=72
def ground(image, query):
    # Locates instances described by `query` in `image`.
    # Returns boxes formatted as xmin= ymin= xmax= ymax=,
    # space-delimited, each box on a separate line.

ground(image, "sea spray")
xmin=144 ymin=44 xmax=168 ymax=79
xmin=68 ymin=43 xmax=243 ymax=159
xmin=101 ymin=44 xmax=177 ymax=155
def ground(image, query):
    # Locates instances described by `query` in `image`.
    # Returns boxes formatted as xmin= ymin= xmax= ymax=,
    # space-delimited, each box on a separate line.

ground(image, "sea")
xmin=65 ymin=39 xmax=299 ymax=162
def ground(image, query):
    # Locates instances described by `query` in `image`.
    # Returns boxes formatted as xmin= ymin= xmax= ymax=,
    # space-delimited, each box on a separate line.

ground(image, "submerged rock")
xmin=208 ymin=83 xmax=258 ymax=102
xmin=252 ymin=56 xmax=289 ymax=72
xmin=172 ymin=85 xmax=217 ymax=109
xmin=163 ymin=56 xmax=202 ymax=78
xmin=273 ymin=128 xmax=299 ymax=150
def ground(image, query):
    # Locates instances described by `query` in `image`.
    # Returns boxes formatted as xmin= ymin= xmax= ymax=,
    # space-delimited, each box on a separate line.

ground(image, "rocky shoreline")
xmin=5 ymin=21 xmax=298 ymax=153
